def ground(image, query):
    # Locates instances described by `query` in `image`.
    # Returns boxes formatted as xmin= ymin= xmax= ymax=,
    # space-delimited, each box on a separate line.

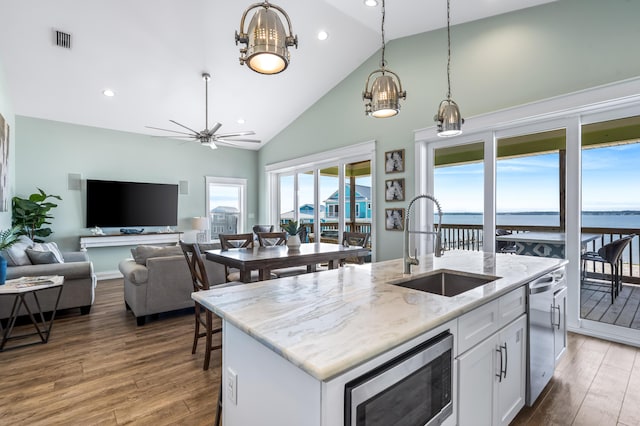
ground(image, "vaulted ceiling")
xmin=0 ymin=0 xmax=555 ymax=149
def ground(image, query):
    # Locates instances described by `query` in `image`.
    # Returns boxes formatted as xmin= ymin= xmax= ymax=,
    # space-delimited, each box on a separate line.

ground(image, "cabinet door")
xmin=496 ymin=315 xmax=527 ymax=426
xmin=458 ymin=335 xmax=497 ymax=426
xmin=553 ymin=286 xmax=568 ymax=365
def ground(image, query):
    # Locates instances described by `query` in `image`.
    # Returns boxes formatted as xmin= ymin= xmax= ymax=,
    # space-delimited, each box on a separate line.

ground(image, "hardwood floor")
xmin=0 ymin=279 xmax=221 ymax=425
xmin=513 ymin=332 xmax=640 ymax=425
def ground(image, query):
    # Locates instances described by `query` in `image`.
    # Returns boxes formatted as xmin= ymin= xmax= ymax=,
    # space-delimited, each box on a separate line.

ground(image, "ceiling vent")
xmin=54 ymin=30 xmax=71 ymax=49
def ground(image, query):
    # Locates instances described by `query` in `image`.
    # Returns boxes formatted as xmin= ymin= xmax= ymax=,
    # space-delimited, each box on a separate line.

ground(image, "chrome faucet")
xmin=404 ymin=194 xmax=444 ymax=274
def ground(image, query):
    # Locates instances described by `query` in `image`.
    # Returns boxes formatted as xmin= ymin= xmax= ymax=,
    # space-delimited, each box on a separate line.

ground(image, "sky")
xmin=434 ymin=142 xmax=640 ymax=213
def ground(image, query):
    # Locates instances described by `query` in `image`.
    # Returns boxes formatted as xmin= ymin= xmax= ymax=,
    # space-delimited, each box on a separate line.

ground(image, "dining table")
xmin=204 ymin=242 xmax=371 ymax=283
xmin=495 ymin=231 xmax=600 ymax=258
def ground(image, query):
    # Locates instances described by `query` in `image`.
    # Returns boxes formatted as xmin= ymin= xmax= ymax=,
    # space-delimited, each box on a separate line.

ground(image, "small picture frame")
xmin=385 ymin=178 xmax=405 ymax=202
xmin=385 ymin=208 xmax=405 ymax=231
xmin=385 ymin=149 xmax=405 ymax=174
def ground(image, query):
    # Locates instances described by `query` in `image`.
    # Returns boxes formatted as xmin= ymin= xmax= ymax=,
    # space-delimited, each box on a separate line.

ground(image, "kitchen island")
xmin=193 ymin=250 xmax=566 ymax=426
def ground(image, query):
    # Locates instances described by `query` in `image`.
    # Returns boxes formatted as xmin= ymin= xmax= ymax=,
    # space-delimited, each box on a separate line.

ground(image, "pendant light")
xmin=362 ymin=0 xmax=406 ymax=118
xmin=434 ymin=0 xmax=464 ymax=136
xmin=235 ymin=1 xmax=298 ymax=75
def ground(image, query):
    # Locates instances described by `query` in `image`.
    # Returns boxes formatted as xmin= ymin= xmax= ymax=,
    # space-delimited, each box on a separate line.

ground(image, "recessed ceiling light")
xmin=317 ymin=30 xmax=329 ymax=41
xmin=237 ymin=118 xmax=245 ymax=124
xmin=364 ymin=0 xmax=378 ymax=7
xmin=102 ymin=89 xmax=115 ymax=97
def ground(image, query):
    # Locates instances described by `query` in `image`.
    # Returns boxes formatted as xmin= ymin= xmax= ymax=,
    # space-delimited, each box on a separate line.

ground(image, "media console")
xmin=79 ymin=232 xmax=182 ymax=251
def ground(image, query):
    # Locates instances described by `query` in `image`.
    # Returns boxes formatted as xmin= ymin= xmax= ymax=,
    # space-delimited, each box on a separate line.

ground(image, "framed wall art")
xmin=385 ymin=208 xmax=405 ymax=231
xmin=384 ymin=149 xmax=405 ymax=173
xmin=385 ymin=178 xmax=405 ymax=202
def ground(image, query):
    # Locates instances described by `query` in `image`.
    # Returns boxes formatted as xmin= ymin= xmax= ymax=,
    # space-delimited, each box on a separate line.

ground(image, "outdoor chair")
xmin=581 ymin=234 xmax=636 ymax=303
xmin=496 ymin=229 xmax=518 ymax=254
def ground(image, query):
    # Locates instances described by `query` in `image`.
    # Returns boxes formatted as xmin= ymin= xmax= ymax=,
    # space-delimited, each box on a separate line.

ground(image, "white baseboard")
xmin=96 ymin=270 xmax=123 ymax=281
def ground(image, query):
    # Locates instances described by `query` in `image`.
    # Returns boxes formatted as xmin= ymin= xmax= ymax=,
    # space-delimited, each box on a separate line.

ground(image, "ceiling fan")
xmin=146 ymin=73 xmax=260 ymax=149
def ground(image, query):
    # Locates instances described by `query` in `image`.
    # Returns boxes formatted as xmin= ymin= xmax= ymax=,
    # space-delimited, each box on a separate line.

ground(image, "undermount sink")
xmin=391 ymin=270 xmax=500 ymax=297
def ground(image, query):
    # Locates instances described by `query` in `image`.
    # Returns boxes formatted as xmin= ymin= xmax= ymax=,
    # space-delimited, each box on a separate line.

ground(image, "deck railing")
xmin=439 ymin=224 xmax=640 ymax=284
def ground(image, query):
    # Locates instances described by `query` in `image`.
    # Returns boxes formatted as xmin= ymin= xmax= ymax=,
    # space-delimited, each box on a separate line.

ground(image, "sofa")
xmin=0 ymin=237 xmax=96 ymax=319
xmin=118 ymin=243 xmax=226 ymax=325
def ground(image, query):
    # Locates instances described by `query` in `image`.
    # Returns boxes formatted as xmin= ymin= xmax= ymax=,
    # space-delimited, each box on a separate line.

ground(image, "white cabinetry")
xmin=457 ymin=287 xmax=527 ymax=426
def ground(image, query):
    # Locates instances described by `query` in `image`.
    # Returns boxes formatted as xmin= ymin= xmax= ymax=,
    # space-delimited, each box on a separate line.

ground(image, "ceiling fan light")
xmin=236 ymin=3 xmax=298 ymax=75
xmin=435 ymin=99 xmax=464 ymax=137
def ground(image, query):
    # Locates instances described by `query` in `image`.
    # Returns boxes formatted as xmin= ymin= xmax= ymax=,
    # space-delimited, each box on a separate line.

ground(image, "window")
xmin=206 ymin=177 xmax=247 ymax=240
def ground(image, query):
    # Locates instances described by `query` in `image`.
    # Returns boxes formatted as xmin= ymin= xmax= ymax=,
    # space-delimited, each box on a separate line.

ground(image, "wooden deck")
xmin=581 ymin=280 xmax=640 ymax=329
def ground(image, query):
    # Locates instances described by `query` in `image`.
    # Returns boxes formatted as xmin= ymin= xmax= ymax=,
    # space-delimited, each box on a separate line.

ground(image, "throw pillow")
xmin=25 ymin=248 xmax=60 ymax=265
xmin=1 ymin=235 xmax=34 ymax=266
xmin=131 ymin=245 xmax=183 ymax=265
xmin=32 ymin=242 xmax=65 ymax=263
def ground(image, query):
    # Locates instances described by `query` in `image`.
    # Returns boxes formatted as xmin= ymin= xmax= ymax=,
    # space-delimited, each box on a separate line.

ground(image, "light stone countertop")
xmin=192 ymin=250 xmax=567 ymax=381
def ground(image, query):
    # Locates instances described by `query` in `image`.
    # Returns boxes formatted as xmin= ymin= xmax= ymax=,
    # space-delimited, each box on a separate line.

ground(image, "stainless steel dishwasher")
xmin=526 ymin=266 xmax=566 ymax=406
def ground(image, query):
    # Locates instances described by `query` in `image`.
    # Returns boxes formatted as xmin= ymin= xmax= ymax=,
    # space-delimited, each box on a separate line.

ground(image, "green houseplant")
xmin=12 ymin=188 xmax=62 ymax=242
xmin=282 ymin=220 xmax=303 ymax=250
xmin=0 ymin=226 xmax=20 ymax=284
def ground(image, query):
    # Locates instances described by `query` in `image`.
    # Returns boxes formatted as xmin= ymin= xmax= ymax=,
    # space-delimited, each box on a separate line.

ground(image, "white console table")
xmin=79 ymin=232 xmax=182 ymax=251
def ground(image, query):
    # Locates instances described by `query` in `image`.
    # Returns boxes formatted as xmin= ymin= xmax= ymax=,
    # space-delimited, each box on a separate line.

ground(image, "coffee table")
xmin=0 ymin=275 xmax=64 ymax=351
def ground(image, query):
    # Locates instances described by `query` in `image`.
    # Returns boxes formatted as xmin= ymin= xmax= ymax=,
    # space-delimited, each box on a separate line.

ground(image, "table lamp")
xmin=191 ymin=217 xmax=209 ymax=243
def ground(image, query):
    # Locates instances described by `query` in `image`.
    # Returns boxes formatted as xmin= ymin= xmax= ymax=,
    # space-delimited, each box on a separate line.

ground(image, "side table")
xmin=0 ymin=275 xmax=64 ymax=351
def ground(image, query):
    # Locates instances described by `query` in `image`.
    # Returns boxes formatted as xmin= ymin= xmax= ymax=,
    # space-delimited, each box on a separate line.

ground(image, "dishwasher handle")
xmin=529 ymin=275 xmax=554 ymax=295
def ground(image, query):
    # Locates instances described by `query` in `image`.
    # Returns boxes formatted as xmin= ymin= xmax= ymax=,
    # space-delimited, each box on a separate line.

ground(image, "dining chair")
xmin=256 ymin=231 xmax=287 ymax=247
xmin=341 ymin=232 xmax=371 ymax=265
xmin=179 ymin=241 xmax=221 ymax=371
xmin=581 ymin=234 xmax=635 ymax=303
xmin=496 ymin=229 xmax=518 ymax=254
xmin=257 ymin=231 xmax=309 ymax=278
xmin=218 ymin=233 xmax=267 ymax=282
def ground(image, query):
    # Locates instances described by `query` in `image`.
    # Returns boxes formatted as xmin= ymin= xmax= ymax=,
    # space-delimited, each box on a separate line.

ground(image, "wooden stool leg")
xmin=203 ymin=311 xmax=212 ymax=371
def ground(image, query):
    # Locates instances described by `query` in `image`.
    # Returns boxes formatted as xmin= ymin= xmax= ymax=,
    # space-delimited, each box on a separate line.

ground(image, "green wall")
xmin=258 ymin=0 xmax=640 ymax=262
xmin=15 ymin=116 xmax=258 ymax=274
xmin=0 ymin=59 xmax=15 ymax=230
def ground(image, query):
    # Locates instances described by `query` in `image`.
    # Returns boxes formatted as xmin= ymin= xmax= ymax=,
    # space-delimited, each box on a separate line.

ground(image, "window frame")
xmin=205 ymin=176 xmax=248 ymax=240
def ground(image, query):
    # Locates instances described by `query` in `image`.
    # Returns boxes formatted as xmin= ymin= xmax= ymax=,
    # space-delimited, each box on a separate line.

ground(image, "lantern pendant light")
xmin=434 ymin=0 xmax=464 ymax=136
xmin=235 ymin=1 xmax=298 ymax=75
xmin=362 ymin=0 xmax=406 ymax=118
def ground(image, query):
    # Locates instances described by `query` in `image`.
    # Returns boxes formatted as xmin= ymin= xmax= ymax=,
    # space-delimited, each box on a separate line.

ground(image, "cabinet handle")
xmin=553 ymin=305 xmax=561 ymax=329
xmin=496 ymin=346 xmax=503 ymax=383
xmin=502 ymin=343 xmax=508 ymax=379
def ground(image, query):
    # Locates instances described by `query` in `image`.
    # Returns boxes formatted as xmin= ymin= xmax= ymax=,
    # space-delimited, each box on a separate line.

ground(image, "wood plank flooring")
xmin=513 ymin=332 xmax=640 ymax=425
xmin=582 ymin=281 xmax=640 ymax=329
xmin=0 ymin=279 xmax=221 ymax=425
xmin=4 ymin=278 xmax=640 ymax=425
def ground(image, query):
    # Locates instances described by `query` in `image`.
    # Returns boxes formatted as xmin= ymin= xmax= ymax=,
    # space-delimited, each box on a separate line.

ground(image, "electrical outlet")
xmin=226 ymin=368 xmax=238 ymax=405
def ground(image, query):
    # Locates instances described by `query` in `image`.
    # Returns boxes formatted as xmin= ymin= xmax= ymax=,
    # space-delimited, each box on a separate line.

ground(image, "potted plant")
xmin=282 ymin=220 xmax=303 ymax=250
xmin=0 ymin=226 xmax=20 ymax=284
xmin=12 ymin=188 xmax=62 ymax=242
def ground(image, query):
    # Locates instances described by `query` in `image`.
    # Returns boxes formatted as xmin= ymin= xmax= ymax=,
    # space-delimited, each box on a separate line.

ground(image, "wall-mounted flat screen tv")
xmin=86 ymin=179 xmax=178 ymax=228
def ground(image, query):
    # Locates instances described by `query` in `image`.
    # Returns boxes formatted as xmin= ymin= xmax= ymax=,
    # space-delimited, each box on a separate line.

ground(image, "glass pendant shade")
xmin=236 ymin=2 xmax=298 ymax=75
xmin=435 ymin=99 xmax=464 ymax=137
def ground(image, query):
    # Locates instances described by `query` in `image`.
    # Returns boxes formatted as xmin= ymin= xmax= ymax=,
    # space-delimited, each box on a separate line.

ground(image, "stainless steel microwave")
xmin=345 ymin=331 xmax=453 ymax=426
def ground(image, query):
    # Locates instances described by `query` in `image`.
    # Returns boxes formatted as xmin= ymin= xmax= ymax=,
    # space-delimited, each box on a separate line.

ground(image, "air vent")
xmin=54 ymin=30 xmax=71 ymax=49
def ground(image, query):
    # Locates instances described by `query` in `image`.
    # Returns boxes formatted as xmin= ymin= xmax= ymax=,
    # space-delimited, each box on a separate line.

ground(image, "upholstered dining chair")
xmin=496 ymin=229 xmax=518 ymax=254
xmin=581 ymin=234 xmax=635 ymax=303
xmin=179 ymin=241 xmax=221 ymax=371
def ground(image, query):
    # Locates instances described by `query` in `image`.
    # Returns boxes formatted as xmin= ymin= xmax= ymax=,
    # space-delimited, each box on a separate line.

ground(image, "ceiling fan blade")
xmin=169 ymin=120 xmax=201 ymax=135
xmin=145 ymin=126 xmax=195 ymax=136
xmin=209 ymin=122 xmax=222 ymax=134
xmin=215 ymin=130 xmax=256 ymax=138
xmin=151 ymin=135 xmax=196 ymax=140
xmin=215 ymin=138 xmax=261 ymax=144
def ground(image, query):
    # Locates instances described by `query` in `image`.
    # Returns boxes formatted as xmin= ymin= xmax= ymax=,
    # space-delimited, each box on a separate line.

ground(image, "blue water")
xmin=440 ymin=212 xmax=640 ymax=229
